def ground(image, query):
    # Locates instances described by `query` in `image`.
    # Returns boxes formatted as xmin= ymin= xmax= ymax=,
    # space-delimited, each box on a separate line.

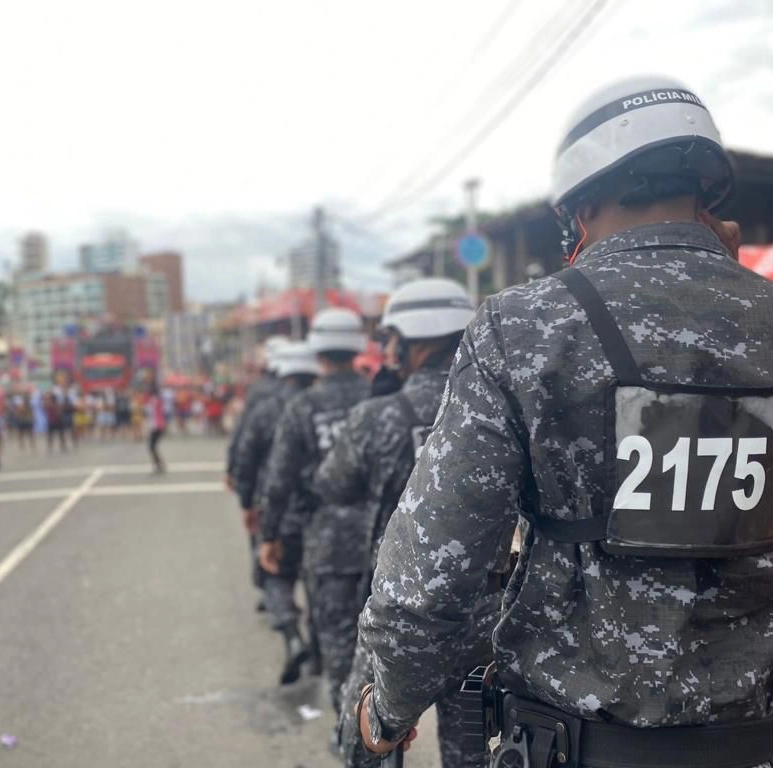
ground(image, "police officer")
xmin=225 ymin=335 xmax=288 ymax=491
xmin=226 ymin=335 xmax=288 ymax=613
xmin=260 ymin=308 xmax=371 ymax=713
xmin=355 ymin=75 xmax=773 ymax=767
xmin=232 ymin=340 xmax=320 ymax=684
xmin=314 ymin=278 xmax=510 ymax=767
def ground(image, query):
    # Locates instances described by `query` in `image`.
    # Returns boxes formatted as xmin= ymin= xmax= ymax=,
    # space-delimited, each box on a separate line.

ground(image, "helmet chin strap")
xmin=558 ymin=207 xmax=588 ymax=265
xmin=568 ymin=215 xmax=588 ymax=266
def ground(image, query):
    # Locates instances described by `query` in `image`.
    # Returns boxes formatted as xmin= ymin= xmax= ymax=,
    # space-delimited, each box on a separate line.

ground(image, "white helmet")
xmin=551 ymin=75 xmax=733 ymax=213
xmin=307 ymin=308 xmax=367 ymax=354
xmin=381 ymin=278 xmax=475 ymax=340
xmin=264 ymin=335 xmax=290 ymax=371
xmin=276 ymin=341 xmax=321 ymax=378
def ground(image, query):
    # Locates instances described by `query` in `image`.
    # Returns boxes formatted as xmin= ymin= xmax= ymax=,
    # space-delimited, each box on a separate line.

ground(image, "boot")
xmin=306 ymin=628 xmax=323 ymax=676
xmin=280 ymin=623 xmax=309 ymax=685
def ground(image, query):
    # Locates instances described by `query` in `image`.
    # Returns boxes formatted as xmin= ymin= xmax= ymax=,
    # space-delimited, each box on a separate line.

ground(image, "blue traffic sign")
xmin=456 ymin=233 xmax=490 ymax=269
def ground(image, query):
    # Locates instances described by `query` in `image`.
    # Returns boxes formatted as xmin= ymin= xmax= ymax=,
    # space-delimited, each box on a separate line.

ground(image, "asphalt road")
xmin=0 ymin=432 xmax=439 ymax=767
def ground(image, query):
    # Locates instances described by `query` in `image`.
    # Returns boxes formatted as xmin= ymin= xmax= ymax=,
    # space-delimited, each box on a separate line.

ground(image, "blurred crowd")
xmin=0 ymin=381 xmax=240 ymax=467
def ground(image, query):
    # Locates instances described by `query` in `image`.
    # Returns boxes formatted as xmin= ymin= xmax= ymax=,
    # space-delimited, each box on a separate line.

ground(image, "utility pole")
xmin=464 ymin=178 xmax=481 ymax=304
xmin=313 ymin=206 xmax=327 ymax=313
xmin=428 ymin=217 xmax=447 ymax=278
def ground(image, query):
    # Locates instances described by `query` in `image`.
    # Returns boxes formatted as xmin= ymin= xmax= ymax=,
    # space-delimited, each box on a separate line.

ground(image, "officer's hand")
xmin=259 ymin=540 xmax=283 ymax=575
xmin=699 ymin=210 xmax=741 ymax=261
xmin=243 ymin=507 xmax=259 ymax=534
xmin=357 ymin=687 xmax=418 ymax=755
xmin=225 ymin=474 xmax=234 ymax=492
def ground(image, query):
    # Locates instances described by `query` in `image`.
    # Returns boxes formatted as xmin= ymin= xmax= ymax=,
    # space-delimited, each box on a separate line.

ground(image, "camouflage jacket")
xmin=360 ymin=222 xmax=773 ymax=741
xmin=226 ymin=374 xmax=279 ymax=475
xmin=232 ymin=381 xmax=299 ymax=511
xmin=261 ymin=369 xmax=371 ymax=573
xmin=313 ymin=367 xmax=450 ymax=572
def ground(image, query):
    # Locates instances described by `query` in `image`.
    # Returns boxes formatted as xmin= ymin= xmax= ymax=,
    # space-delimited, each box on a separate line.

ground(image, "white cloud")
xmin=0 ymin=0 xmax=770 ymax=298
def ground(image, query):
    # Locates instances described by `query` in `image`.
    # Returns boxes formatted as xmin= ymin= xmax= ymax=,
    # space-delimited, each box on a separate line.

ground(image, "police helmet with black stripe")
xmin=552 ymin=75 xmax=734 ymax=254
xmin=276 ymin=340 xmax=321 ymax=378
xmin=381 ymin=278 xmax=475 ymax=340
xmin=264 ymin=335 xmax=290 ymax=373
xmin=307 ymin=307 xmax=367 ymax=354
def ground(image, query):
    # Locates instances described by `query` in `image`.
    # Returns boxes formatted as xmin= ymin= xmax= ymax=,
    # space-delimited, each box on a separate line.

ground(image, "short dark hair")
xmin=410 ymin=331 xmax=464 ymax=369
xmin=318 ymin=350 xmax=357 ymax=365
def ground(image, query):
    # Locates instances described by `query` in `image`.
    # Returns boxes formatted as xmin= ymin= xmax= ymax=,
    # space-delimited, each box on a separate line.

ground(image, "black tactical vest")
xmin=533 ymin=267 xmax=773 ymax=559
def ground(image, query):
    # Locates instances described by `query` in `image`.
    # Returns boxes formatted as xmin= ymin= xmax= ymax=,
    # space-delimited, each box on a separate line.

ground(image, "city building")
xmin=139 ymin=252 xmax=185 ymax=312
xmin=18 ymin=232 xmax=49 ymax=276
xmin=79 ymin=229 xmax=139 ymax=274
xmin=288 ymin=236 xmax=341 ymax=290
xmin=14 ymin=271 xmax=170 ymax=364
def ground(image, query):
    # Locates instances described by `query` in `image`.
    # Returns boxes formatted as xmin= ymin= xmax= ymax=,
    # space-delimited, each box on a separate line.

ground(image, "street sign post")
xmin=456 ymin=233 xmax=490 ymax=270
xmin=456 ymin=232 xmax=490 ymax=305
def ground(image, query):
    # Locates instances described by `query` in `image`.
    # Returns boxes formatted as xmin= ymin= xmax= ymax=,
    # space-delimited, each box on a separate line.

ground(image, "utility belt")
xmin=459 ymin=664 xmax=773 ymax=767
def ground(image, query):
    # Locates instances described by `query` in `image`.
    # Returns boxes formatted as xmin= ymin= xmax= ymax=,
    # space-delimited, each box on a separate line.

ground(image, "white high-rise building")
xmin=79 ymin=229 xmax=139 ymax=274
xmin=19 ymin=232 xmax=49 ymax=276
xmin=288 ymin=234 xmax=341 ymax=290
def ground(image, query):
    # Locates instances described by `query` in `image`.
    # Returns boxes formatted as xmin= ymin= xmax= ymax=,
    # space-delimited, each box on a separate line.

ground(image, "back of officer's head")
xmin=307 ymin=307 xmax=367 ymax=372
xmin=551 ymin=75 xmax=733 ymax=250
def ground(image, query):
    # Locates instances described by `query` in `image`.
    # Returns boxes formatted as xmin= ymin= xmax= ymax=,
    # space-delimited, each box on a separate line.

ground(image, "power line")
xmin=364 ymin=0 xmax=610 ymax=223
xmin=362 ymin=0 xmax=580 ymax=218
xmin=327 ymin=211 xmax=403 ymax=255
xmin=349 ymin=0 xmax=524 ymax=201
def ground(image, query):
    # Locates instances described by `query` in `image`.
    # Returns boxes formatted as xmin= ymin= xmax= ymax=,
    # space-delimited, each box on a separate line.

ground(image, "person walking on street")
xmin=146 ymin=384 xmax=167 ymax=474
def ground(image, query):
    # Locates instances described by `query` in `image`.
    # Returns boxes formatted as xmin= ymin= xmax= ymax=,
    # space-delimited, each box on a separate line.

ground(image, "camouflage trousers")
xmin=308 ymin=572 xmax=363 ymax=712
xmin=338 ymin=592 xmax=502 ymax=768
xmin=262 ymin=534 xmax=303 ymax=631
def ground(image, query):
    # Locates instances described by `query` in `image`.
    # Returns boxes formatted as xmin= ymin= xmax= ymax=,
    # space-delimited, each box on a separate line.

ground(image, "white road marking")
xmin=87 ymin=483 xmax=224 ymax=496
xmin=0 ymin=469 xmax=104 ymax=586
xmin=0 ymin=461 xmax=223 ymax=482
xmin=0 ymin=482 xmax=227 ymax=505
xmin=0 ymin=489 xmax=76 ymax=504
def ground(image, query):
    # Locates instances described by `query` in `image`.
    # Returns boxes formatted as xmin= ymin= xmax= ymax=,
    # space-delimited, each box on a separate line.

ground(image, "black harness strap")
xmin=556 ymin=267 xmax=642 ymax=387
xmin=527 ymin=268 xmax=640 ymax=544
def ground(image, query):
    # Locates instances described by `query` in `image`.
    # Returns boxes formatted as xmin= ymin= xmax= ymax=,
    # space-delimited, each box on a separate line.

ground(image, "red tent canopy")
xmin=163 ymin=372 xmax=194 ymax=388
xmin=740 ymin=245 xmax=773 ymax=281
xmin=255 ymin=288 xmax=363 ymax=324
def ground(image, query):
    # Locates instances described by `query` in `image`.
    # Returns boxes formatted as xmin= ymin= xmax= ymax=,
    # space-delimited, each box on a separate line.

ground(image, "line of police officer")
xmin=227 ymin=279 xmax=495 ymax=764
xmin=228 ymin=73 xmax=773 ymax=768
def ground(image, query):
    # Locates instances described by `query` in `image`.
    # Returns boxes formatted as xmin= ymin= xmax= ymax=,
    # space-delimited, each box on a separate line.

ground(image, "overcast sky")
xmin=0 ymin=0 xmax=771 ymax=300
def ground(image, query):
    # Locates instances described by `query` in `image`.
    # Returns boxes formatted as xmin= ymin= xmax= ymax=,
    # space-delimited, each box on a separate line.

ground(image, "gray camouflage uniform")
xmin=262 ymin=369 xmax=371 ymax=710
xmin=233 ymin=380 xmax=302 ymax=629
xmin=315 ymin=367 xmax=502 ymax=766
xmin=226 ymin=373 xmax=279 ymax=478
xmin=359 ymin=223 xmax=773 ymax=755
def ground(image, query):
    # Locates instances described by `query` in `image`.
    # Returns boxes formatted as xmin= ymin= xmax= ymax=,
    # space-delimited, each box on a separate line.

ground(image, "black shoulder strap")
xmin=528 ymin=268 xmax=635 ymax=545
xmin=531 ymin=512 xmax=608 ymax=543
xmin=556 ymin=267 xmax=642 ymax=387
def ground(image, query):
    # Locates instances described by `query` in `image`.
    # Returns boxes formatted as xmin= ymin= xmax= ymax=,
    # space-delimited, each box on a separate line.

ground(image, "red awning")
xmin=740 ymin=245 xmax=773 ymax=281
xmin=255 ymin=288 xmax=363 ymax=324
